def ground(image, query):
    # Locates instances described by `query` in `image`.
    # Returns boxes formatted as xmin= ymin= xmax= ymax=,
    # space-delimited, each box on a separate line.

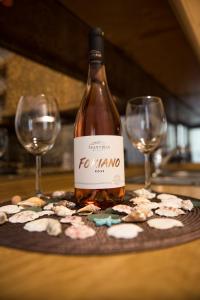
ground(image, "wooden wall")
xmin=3 ymin=52 xmax=85 ymax=117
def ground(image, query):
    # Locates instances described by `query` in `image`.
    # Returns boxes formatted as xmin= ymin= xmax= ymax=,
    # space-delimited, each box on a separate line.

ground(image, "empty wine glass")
xmin=15 ymin=94 xmax=61 ymax=198
xmin=126 ymin=96 xmax=167 ymax=190
xmin=0 ymin=128 xmax=8 ymax=159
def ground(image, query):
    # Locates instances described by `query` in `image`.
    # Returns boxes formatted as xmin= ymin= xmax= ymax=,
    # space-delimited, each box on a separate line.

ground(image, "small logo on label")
xmin=88 ymin=141 xmax=110 ymax=152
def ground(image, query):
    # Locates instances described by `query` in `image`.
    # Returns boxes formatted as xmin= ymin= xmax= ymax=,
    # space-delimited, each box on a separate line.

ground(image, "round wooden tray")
xmin=0 ymin=193 xmax=200 ymax=255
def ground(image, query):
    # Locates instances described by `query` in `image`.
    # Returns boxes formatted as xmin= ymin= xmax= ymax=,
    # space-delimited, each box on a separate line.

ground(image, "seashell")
xmin=24 ymin=218 xmax=49 ymax=232
xmin=136 ymin=202 xmax=160 ymax=210
xmin=60 ymin=215 xmax=84 ymax=225
xmin=0 ymin=204 xmax=22 ymax=214
xmin=78 ymin=212 xmax=93 ymax=216
xmin=134 ymin=188 xmax=156 ymax=199
xmin=93 ymin=215 xmax=121 ymax=227
xmin=46 ymin=219 xmax=62 ymax=236
xmin=52 ymin=190 xmax=66 ymax=199
xmin=56 ymin=200 xmax=76 ymax=209
xmin=133 ymin=206 xmax=153 ymax=218
xmin=159 ymin=195 xmax=182 ymax=207
xmin=155 ymin=207 xmax=185 ymax=217
xmin=0 ymin=212 xmax=8 ymax=224
xmin=147 ymin=218 xmax=184 ymax=229
xmin=107 ymin=224 xmax=143 ymax=239
xmin=53 ymin=205 xmax=75 ymax=217
xmin=11 ymin=195 xmax=22 ymax=205
xmin=181 ymin=200 xmax=194 ymax=211
xmin=65 ymin=225 xmax=96 ymax=239
xmin=112 ymin=204 xmax=133 ymax=215
xmin=159 ymin=199 xmax=182 ymax=209
xmin=77 ymin=204 xmax=101 ymax=214
xmin=129 ymin=196 xmax=151 ymax=205
xmin=122 ymin=210 xmax=147 ymax=222
xmin=18 ymin=197 xmax=46 ymax=207
xmin=157 ymin=193 xmax=180 ymax=201
xmin=9 ymin=210 xmax=40 ymax=223
xmin=43 ymin=203 xmax=54 ymax=210
xmin=37 ymin=210 xmax=55 ymax=217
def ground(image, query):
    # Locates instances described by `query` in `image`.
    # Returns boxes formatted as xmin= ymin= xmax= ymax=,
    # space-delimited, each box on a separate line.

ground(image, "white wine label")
xmin=74 ymin=135 xmax=125 ymax=189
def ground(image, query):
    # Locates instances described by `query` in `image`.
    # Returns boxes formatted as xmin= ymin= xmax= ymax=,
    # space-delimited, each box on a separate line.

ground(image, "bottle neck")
xmin=88 ymin=62 xmax=107 ymax=85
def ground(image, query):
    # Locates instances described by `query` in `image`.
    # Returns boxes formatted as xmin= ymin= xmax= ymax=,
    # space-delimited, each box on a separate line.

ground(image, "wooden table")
xmin=0 ymin=173 xmax=200 ymax=300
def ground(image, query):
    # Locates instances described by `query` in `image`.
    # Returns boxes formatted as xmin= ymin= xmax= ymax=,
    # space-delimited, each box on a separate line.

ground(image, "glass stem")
xmin=144 ymin=153 xmax=151 ymax=190
xmin=35 ymin=155 xmax=42 ymax=197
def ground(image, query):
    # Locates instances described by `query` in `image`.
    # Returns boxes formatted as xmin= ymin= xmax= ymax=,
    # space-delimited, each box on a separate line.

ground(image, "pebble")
xmin=11 ymin=195 xmax=22 ymax=205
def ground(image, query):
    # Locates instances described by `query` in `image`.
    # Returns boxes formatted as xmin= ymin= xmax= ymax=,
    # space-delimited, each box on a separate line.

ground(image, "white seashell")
xmin=43 ymin=203 xmax=54 ymax=210
xmin=65 ymin=225 xmax=95 ymax=239
xmin=24 ymin=218 xmax=49 ymax=232
xmin=60 ymin=215 xmax=83 ymax=225
xmin=0 ymin=212 xmax=8 ymax=224
xmin=24 ymin=218 xmax=62 ymax=236
xmin=52 ymin=190 xmax=66 ymax=198
xmin=0 ymin=205 xmax=22 ymax=214
xmin=181 ymin=200 xmax=194 ymax=211
xmin=107 ymin=224 xmax=143 ymax=239
xmin=157 ymin=193 xmax=180 ymax=201
xmin=159 ymin=199 xmax=182 ymax=209
xmin=136 ymin=202 xmax=160 ymax=210
xmin=53 ymin=205 xmax=75 ymax=217
xmin=147 ymin=218 xmax=184 ymax=229
xmin=134 ymin=188 xmax=156 ymax=199
xmin=37 ymin=210 xmax=55 ymax=217
xmin=133 ymin=206 xmax=153 ymax=218
xmin=129 ymin=196 xmax=151 ymax=205
xmin=18 ymin=197 xmax=46 ymax=207
xmin=46 ymin=219 xmax=62 ymax=236
xmin=9 ymin=210 xmax=40 ymax=223
xmin=155 ymin=207 xmax=185 ymax=217
xmin=112 ymin=204 xmax=133 ymax=215
xmin=77 ymin=204 xmax=101 ymax=213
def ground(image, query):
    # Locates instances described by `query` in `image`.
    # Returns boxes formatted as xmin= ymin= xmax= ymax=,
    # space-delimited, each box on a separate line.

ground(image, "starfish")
xmin=93 ymin=215 xmax=121 ymax=227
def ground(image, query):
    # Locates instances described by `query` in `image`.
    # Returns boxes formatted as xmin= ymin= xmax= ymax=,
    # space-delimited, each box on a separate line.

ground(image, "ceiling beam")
xmin=0 ymin=0 xmax=198 ymax=126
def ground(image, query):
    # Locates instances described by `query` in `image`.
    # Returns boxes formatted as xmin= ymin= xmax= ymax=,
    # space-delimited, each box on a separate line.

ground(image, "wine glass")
xmin=15 ymin=94 xmax=61 ymax=198
xmin=126 ymin=96 xmax=167 ymax=190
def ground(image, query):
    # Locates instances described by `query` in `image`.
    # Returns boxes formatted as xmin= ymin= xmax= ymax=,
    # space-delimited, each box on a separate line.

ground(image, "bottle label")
xmin=74 ymin=135 xmax=125 ymax=189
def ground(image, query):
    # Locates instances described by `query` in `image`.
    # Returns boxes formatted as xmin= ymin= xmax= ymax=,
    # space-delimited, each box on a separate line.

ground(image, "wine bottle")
xmin=74 ymin=27 xmax=125 ymax=208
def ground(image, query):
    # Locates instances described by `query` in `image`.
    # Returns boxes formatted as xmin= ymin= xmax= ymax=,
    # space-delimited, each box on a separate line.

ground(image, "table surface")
xmin=0 ymin=173 xmax=200 ymax=300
